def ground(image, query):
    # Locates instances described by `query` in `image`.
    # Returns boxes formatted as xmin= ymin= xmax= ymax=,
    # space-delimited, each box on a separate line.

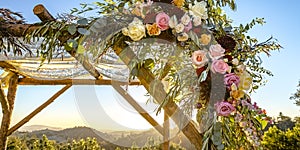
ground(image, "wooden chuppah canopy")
xmin=0 ymin=4 xmax=203 ymax=150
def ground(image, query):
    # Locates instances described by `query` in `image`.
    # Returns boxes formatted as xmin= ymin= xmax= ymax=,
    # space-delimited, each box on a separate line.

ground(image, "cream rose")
xmin=175 ymin=23 xmax=185 ymax=33
xmin=127 ymin=18 xmax=146 ymax=41
xmin=181 ymin=13 xmax=191 ymax=26
xmin=193 ymin=16 xmax=202 ymax=26
xmin=238 ymin=71 xmax=253 ymax=90
xmin=189 ymin=1 xmax=208 ymax=20
xmin=177 ymin=32 xmax=189 ymax=41
xmin=232 ymin=58 xmax=239 ymax=66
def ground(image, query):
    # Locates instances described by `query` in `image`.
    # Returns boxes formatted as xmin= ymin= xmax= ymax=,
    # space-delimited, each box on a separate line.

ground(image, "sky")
xmin=0 ymin=0 xmax=299 ymax=131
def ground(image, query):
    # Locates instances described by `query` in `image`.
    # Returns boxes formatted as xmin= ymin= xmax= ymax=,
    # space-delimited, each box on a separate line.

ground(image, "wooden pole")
xmin=113 ymin=37 xmax=203 ymax=149
xmin=0 ymin=73 xmax=18 ymax=150
xmin=17 ymin=78 xmax=140 ymax=86
xmin=162 ymin=112 xmax=170 ymax=150
xmin=33 ymin=4 xmax=55 ymax=22
xmin=32 ymin=4 xmax=102 ymax=80
xmin=7 ymin=85 xmax=71 ymax=136
xmin=112 ymin=83 xmax=164 ymax=135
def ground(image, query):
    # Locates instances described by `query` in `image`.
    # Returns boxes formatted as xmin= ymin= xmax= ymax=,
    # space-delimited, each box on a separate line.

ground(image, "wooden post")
xmin=0 ymin=73 xmax=18 ymax=150
xmin=113 ymin=83 xmax=164 ymax=135
xmin=7 ymin=85 xmax=71 ymax=136
xmin=162 ymin=112 xmax=170 ymax=150
xmin=32 ymin=4 xmax=102 ymax=80
xmin=113 ymin=37 xmax=203 ymax=149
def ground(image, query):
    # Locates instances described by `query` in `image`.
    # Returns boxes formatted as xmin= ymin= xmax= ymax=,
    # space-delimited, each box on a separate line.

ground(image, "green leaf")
xmin=143 ymin=58 xmax=154 ymax=70
xmin=77 ymin=45 xmax=85 ymax=54
xmin=212 ymin=135 xmax=222 ymax=145
xmin=77 ymin=18 xmax=88 ymax=25
xmin=188 ymin=30 xmax=201 ymax=48
xmin=68 ymin=24 xmax=77 ymax=35
xmin=199 ymin=70 xmax=208 ymax=82
xmin=67 ymin=39 xmax=78 ymax=48
xmin=257 ymin=117 xmax=268 ymax=130
xmin=217 ymin=144 xmax=224 ymax=150
xmin=78 ymin=28 xmax=90 ymax=35
xmin=214 ymin=122 xmax=222 ymax=131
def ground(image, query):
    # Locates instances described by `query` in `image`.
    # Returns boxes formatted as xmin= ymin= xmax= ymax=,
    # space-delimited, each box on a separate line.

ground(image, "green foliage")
xmin=262 ymin=124 xmax=300 ymax=150
xmin=290 ymin=80 xmax=300 ymax=106
xmin=7 ymin=135 xmax=101 ymax=150
xmin=7 ymin=134 xmax=187 ymax=150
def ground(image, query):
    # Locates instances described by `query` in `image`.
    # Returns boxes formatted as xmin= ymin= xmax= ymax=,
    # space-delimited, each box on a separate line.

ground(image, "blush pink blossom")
xmin=224 ymin=73 xmax=240 ymax=88
xmin=184 ymin=21 xmax=192 ymax=32
xmin=209 ymin=44 xmax=225 ymax=59
xmin=215 ymin=101 xmax=235 ymax=116
xmin=211 ymin=59 xmax=229 ymax=74
xmin=156 ymin=12 xmax=170 ymax=31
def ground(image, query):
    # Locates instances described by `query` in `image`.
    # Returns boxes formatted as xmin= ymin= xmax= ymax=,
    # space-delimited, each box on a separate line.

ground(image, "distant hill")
xmin=19 ymin=125 xmax=62 ymax=132
xmin=12 ymin=126 xmax=194 ymax=149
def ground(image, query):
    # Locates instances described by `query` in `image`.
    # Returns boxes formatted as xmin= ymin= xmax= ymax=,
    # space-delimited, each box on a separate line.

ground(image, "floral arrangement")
xmin=114 ymin=1 xmax=273 ymax=149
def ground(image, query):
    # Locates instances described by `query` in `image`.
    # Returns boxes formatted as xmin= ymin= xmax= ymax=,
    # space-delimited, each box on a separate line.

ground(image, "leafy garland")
xmin=106 ymin=1 xmax=273 ymax=149
xmin=1 ymin=0 xmax=282 ymax=149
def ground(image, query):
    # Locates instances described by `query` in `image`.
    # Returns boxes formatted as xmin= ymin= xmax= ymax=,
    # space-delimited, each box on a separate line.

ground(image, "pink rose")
xmin=209 ymin=44 xmax=225 ymax=59
xmin=215 ymin=101 xmax=235 ymax=116
xmin=224 ymin=73 xmax=240 ymax=88
xmin=156 ymin=12 xmax=170 ymax=31
xmin=192 ymin=50 xmax=208 ymax=68
xmin=211 ymin=59 xmax=229 ymax=74
xmin=184 ymin=21 xmax=192 ymax=32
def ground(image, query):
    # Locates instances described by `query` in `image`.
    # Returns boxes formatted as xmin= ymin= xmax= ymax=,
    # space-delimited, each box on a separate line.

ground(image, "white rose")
xmin=127 ymin=18 xmax=146 ymax=41
xmin=181 ymin=13 xmax=191 ymax=26
xmin=189 ymin=1 xmax=208 ymax=20
xmin=193 ymin=16 xmax=202 ymax=26
xmin=232 ymin=58 xmax=239 ymax=66
xmin=175 ymin=23 xmax=184 ymax=33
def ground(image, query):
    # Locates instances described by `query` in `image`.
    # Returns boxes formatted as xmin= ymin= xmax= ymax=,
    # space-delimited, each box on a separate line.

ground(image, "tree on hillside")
xmin=290 ymin=81 xmax=300 ymax=106
xmin=262 ymin=124 xmax=300 ymax=150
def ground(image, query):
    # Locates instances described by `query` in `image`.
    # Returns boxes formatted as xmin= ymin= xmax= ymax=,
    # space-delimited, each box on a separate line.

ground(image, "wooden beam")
xmin=113 ymin=37 xmax=203 ymax=149
xmin=0 ymin=73 xmax=18 ymax=150
xmin=113 ymin=83 xmax=164 ymax=135
xmin=0 ymin=24 xmax=40 ymax=37
xmin=32 ymin=4 xmax=102 ymax=79
xmin=7 ymin=85 xmax=71 ymax=136
xmin=33 ymin=4 xmax=55 ymax=22
xmin=17 ymin=78 xmax=140 ymax=86
xmin=0 ymin=61 xmax=29 ymax=78
xmin=162 ymin=112 xmax=170 ymax=150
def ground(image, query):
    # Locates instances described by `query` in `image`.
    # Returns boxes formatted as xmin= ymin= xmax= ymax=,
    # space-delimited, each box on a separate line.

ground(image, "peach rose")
xmin=199 ymin=34 xmax=211 ymax=45
xmin=191 ymin=50 xmax=208 ymax=68
xmin=146 ymin=23 xmax=161 ymax=36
